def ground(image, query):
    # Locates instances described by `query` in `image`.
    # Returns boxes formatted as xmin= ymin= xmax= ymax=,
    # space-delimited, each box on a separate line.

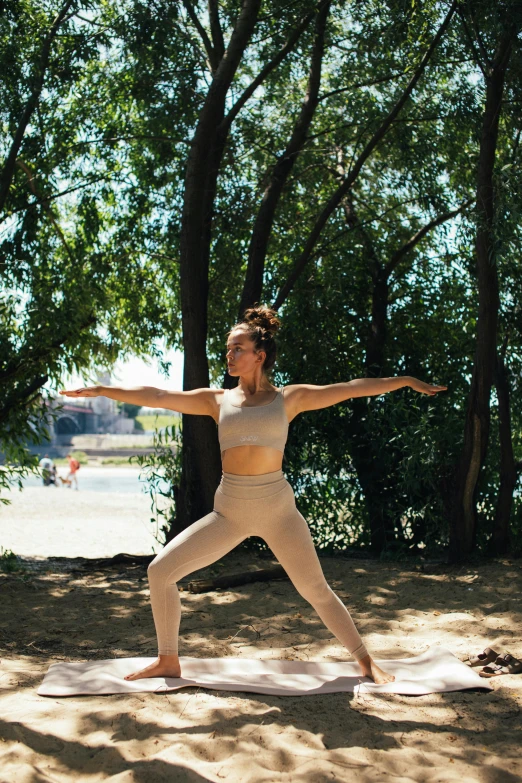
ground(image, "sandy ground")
xmin=1 ymin=548 xmax=521 ymax=783
xmin=0 ymin=474 xmax=160 ymax=558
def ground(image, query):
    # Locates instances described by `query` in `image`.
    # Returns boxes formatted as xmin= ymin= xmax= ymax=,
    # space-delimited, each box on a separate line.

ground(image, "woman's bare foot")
xmin=358 ymin=655 xmax=395 ymax=684
xmin=124 ymin=655 xmax=181 ymax=681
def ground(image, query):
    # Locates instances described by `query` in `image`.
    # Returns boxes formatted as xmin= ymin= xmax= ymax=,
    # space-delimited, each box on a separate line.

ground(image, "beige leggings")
xmin=147 ymin=470 xmax=368 ymax=661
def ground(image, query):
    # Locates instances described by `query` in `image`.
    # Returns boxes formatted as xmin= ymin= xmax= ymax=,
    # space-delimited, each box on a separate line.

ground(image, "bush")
xmin=132 ymin=421 xmax=181 ymax=544
xmin=0 ymin=548 xmax=21 ymax=573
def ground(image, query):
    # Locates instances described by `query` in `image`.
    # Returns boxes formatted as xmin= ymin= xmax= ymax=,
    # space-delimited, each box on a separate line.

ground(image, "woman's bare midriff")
xmin=221 ymin=445 xmax=283 ymax=475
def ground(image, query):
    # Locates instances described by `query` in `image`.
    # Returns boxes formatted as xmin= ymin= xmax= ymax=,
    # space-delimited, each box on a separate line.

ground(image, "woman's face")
xmin=226 ymin=329 xmax=264 ymax=376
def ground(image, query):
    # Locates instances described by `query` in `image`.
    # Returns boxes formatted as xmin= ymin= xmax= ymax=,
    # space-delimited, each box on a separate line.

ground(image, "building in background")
xmin=35 ymin=372 xmax=136 ymax=457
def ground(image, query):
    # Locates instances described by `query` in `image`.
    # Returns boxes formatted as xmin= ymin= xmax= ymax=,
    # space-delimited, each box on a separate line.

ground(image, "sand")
xmin=1 ymin=549 xmax=521 ymax=782
xmin=0 ymin=472 xmax=160 ymax=558
xmin=1 ymin=476 xmax=521 ymax=781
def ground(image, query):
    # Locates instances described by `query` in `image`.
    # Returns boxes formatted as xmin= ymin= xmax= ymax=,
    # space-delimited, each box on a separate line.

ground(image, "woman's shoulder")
xmin=279 ymin=383 xmax=305 ymax=396
xmin=215 ymin=388 xmax=230 ymax=408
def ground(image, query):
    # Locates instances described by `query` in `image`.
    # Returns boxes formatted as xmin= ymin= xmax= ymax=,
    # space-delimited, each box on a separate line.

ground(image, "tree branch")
xmin=384 ymin=199 xmax=473 ymax=277
xmin=16 ymin=161 xmax=75 ymax=261
xmin=341 ymin=196 xmax=382 ymax=280
xmin=301 ymin=193 xmax=449 ymax=263
xmin=307 ymin=112 xmax=452 ymax=144
xmin=220 ymin=0 xmax=328 ymax=133
xmin=457 ymin=7 xmax=487 ymax=78
xmin=319 ymin=68 xmax=413 ymax=102
xmin=182 ymin=0 xmax=218 ymax=72
xmin=70 ymin=134 xmax=191 ymax=148
xmin=272 ymin=0 xmax=458 ymax=310
xmin=0 ymin=375 xmax=49 ymax=426
xmin=0 ymin=0 xmax=76 ymax=215
xmin=468 ymin=4 xmax=492 ymax=70
xmin=237 ymin=0 xmax=331 ymax=317
xmin=0 ymin=315 xmax=96 ymax=384
xmin=0 ymin=174 xmax=108 ymax=227
xmin=208 ymin=0 xmax=225 ymax=61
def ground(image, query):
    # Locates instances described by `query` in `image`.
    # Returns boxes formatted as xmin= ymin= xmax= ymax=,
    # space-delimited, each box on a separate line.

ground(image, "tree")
xmin=0 ymin=1 xmax=174 ymax=498
xmin=175 ymin=0 xmax=458 ymax=536
xmin=176 ymin=0 xmax=328 ymax=529
xmin=448 ymin=2 xmax=522 ymax=558
xmin=5 ymin=0 xmax=522 ymax=560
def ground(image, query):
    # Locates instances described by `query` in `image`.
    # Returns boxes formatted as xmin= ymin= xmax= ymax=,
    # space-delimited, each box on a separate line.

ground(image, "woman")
xmin=61 ymin=306 xmax=446 ymax=684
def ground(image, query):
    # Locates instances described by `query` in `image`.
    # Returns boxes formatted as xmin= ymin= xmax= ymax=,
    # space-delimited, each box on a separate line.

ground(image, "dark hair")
xmin=231 ymin=305 xmax=281 ymax=373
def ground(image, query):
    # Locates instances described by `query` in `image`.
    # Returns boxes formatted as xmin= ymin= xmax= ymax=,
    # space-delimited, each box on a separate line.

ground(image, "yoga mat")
xmin=38 ymin=646 xmax=491 ymax=697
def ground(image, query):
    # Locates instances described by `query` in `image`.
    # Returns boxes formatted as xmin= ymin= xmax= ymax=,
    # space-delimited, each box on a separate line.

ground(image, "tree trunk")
xmin=491 ymin=351 xmax=519 ymax=554
xmin=349 ymin=271 xmax=404 ymax=552
xmin=342 ymin=202 xmax=466 ymax=552
xmin=366 ymin=272 xmax=388 ymax=378
xmin=174 ymin=2 xmax=320 ymax=531
xmin=238 ymin=0 xmax=330 ymax=318
xmin=223 ymin=2 xmax=330 ymax=392
xmin=362 ymin=273 xmax=394 ymax=550
xmin=449 ymin=31 xmax=513 ymax=559
xmin=176 ymin=0 xmax=262 ymax=534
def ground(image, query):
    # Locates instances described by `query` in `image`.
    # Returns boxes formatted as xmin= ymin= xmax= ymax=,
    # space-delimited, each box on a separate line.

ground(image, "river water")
xmin=21 ymin=466 xmax=161 ymax=494
xmin=3 ymin=467 xmax=167 ymax=558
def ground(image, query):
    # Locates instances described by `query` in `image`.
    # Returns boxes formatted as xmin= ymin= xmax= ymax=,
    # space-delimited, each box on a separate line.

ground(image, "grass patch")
xmin=101 ymin=457 xmax=133 ymax=465
xmin=0 ymin=548 xmax=22 ymax=573
xmin=107 ymin=443 xmax=155 ymax=450
xmin=53 ymin=450 xmax=89 ymax=466
xmin=136 ymin=414 xmax=180 ymax=431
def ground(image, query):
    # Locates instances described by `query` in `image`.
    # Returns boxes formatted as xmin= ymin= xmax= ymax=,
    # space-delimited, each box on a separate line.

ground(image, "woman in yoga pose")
xmin=61 ymin=306 xmax=446 ymax=684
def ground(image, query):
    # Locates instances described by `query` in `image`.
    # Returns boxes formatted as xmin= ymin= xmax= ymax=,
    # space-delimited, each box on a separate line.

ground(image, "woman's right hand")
xmin=59 ymin=386 xmax=103 ymax=398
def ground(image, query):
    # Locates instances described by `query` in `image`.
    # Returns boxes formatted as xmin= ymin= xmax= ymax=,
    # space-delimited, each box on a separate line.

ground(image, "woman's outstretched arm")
xmin=59 ymin=385 xmax=218 ymax=417
xmin=284 ymin=376 xmax=447 ymax=416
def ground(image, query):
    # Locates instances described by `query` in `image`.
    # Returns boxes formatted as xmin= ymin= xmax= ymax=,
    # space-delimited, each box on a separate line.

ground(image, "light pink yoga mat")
xmin=38 ymin=646 xmax=491 ymax=697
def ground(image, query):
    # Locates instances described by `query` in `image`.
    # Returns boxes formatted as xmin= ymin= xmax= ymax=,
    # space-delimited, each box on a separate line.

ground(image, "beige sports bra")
xmin=218 ymin=388 xmax=289 ymax=454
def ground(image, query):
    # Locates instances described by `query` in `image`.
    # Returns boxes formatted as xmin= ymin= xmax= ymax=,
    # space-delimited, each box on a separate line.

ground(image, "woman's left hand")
xmin=409 ymin=377 xmax=447 ymax=396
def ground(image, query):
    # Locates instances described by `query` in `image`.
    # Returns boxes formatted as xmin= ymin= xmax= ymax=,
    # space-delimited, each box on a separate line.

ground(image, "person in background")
xmin=65 ymin=453 xmax=80 ymax=490
xmin=38 ymin=455 xmax=53 ymax=486
xmin=49 ymin=464 xmax=58 ymax=486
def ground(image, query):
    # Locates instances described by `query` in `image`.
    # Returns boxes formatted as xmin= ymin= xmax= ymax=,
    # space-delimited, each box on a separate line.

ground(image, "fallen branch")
xmin=45 ymin=553 xmax=155 ymax=568
xmin=187 ymin=565 xmax=288 ymax=593
xmin=105 ymin=553 xmax=155 ymax=566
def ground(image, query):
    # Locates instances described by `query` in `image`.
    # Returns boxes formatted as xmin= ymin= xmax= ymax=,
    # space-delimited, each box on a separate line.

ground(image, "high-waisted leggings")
xmin=147 ymin=470 xmax=368 ymax=661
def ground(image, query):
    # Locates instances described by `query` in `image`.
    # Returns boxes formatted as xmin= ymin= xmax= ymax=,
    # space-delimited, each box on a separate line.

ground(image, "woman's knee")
xmin=147 ymin=556 xmax=159 ymax=576
xmin=147 ymin=553 xmax=181 ymax=586
xmin=147 ymin=557 xmax=161 ymax=583
xmin=297 ymin=577 xmax=333 ymax=606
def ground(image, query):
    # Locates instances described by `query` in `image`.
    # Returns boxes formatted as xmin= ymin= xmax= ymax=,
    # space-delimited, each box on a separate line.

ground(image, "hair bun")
xmin=242 ymin=305 xmax=280 ymax=337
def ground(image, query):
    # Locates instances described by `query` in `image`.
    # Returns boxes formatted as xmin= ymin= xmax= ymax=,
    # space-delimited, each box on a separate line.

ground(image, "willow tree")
xmin=95 ymin=0 xmax=461 ymax=542
xmin=0 ymin=1 xmax=173 ymax=496
xmin=167 ymin=0 xmax=460 ymax=536
xmin=447 ymin=0 xmax=522 ymax=558
xmin=8 ymin=0 xmax=522 ymax=559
